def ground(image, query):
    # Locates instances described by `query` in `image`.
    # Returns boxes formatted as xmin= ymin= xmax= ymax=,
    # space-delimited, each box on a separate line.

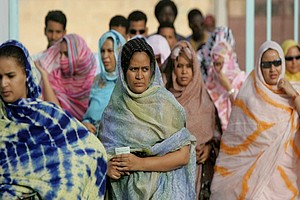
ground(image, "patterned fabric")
xmin=82 ymin=30 xmax=126 ymax=130
xmin=198 ymin=26 xmax=236 ymax=80
xmin=37 ymin=34 xmax=96 ymax=121
xmin=205 ymin=41 xmax=247 ymax=131
xmin=0 ymin=40 xmax=107 ymax=199
xmin=210 ymin=41 xmax=300 ymax=199
xmin=99 ymin=38 xmax=197 ymax=200
xmin=281 ymin=39 xmax=300 ymax=81
xmin=162 ymin=40 xmax=221 ymax=200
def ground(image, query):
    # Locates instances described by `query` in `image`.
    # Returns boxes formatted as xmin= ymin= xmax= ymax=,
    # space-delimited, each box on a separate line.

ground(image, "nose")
xmin=136 ymin=69 xmax=143 ymax=79
xmin=53 ymin=32 xmax=60 ymax=41
xmin=0 ymin=76 xmax=8 ymax=88
xmin=270 ymin=64 xmax=276 ymax=71
xmin=182 ymin=66 xmax=187 ymax=74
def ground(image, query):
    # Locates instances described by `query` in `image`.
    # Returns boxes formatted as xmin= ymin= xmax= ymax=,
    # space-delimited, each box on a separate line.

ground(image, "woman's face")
xmin=213 ymin=55 xmax=224 ymax=73
xmin=126 ymin=52 xmax=151 ymax=94
xmin=101 ymin=38 xmax=116 ymax=72
xmin=59 ymin=41 xmax=68 ymax=58
xmin=0 ymin=56 xmax=27 ymax=103
xmin=174 ymin=54 xmax=193 ymax=87
xmin=261 ymin=49 xmax=282 ymax=85
xmin=285 ymin=46 xmax=300 ymax=74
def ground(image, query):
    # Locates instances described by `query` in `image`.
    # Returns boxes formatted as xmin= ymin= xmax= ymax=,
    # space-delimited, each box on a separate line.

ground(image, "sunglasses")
xmin=285 ymin=55 xmax=300 ymax=61
xmin=261 ymin=59 xmax=282 ymax=69
xmin=129 ymin=29 xmax=145 ymax=35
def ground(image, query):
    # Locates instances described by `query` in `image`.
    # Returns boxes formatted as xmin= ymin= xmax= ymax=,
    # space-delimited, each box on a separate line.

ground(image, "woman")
xmin=162 ymin=40 xmax=222 ymax=200
xmin=82 ymin=30 xmax=126 ymax=134
xmin=281 ymin=39 xmax=300 ymax=81
xmin=36 ymin=34 xmax=96 ymax=121
xmin=210 ymin=41 xmax=300 ymax=199
xmin=205 ymin=41 xmax=246 ymax=131
xmin=0 ymin=40 xmax=107 ymax=199
xmin=99 ymin=38 xmax=196 ymax=199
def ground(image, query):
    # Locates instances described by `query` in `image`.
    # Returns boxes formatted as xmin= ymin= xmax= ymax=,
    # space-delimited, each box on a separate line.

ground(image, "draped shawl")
xmin=210 ymin=41 xmax=300 ymax=200
xmin=163 ymin=40 xmax=216 ymax=144
xmin=162 ymin=40 xmax=219 ymax=199
xmin=205 ymin=41 xmax=247 ymax=131
xmin=82 ymin=30 xmax=126 ymax=127
xmin=37 ymin=34 xmax=96 ymax=120
xmin=0 ymin=40 xmax=107 ymax=199
xmin=99 ymin=38 xmax=196 ymax=200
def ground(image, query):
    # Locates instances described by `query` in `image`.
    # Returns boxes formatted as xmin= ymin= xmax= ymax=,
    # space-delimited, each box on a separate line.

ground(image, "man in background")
xmin=127 ymin=10 xmax=148 ymax=39
xmin=109 ymin=15 xmax=129 ymax=40
xmin=33 ymin=10 xmax=67 ymax=60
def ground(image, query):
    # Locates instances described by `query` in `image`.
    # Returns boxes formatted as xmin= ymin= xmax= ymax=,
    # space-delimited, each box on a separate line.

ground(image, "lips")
xmin=1 ymin=91 xmax=11 ymax=97
xmin=103 ymin=61 xmax=110 ymax=66
xmin=134 ymin=83 xmax=144 ymax=87
xmin=270 ymin=74 xmax=278 ymax=79
xmin=180 ymin=77 xmax=189 ymax=81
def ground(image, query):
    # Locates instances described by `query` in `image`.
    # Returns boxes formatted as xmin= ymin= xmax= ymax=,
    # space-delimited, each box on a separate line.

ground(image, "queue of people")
xmin=1 ymin=1 xmax=300 ymax=199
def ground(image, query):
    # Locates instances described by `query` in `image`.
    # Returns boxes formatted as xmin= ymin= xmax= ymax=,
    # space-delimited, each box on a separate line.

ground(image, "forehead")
xmin=46 ymin=20 xmax=64 ymax=30
xmin=286 ymin=46 xmax=300 ymax=55
xmin=129 ymin=52 xmax=150 ymax=65
xmin=129 ymin=20 xmax=146 ymax=29
xmin=160 ymin=6 xmax=175 ymax=15
xmin=0 ymin=56 xmax=24 ymax=72
xmin=102 ymin=38 xmax=114 ymax=47
xmin=191 ymin=15 xmax=204 ymax=24
xmin=261 ymin=49 xmax=279 ymax=60
xmin=60 ymin=41 xmax=68 ymax=51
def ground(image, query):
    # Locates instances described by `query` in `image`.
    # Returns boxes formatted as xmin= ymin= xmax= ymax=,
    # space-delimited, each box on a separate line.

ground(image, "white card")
xmin=115 ymin=147 xmax=130 ymax=155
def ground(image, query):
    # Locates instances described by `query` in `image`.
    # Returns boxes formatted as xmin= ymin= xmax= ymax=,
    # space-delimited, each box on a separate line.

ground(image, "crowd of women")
xmin=1 ymin=6 xmax=300 ymax=200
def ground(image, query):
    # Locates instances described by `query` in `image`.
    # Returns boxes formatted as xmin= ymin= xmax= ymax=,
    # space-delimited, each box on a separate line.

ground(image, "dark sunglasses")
xmin=129 ymin=29 xmax=145 ymax=35
xmin=261 ymin=59 xmax=282 ymax=69
xmin=285 ymin=55 xmax=300 ymax=61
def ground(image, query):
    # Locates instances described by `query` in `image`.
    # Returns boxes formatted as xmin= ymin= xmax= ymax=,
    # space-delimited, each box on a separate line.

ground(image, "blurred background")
xmin=1 ymin=0 xmax=299 ymax=71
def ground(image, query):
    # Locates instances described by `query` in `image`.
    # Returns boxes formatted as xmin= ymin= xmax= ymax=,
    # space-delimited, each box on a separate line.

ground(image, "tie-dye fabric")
xmin=210 ymin=41 xmax=300 ymax=199
xmin=37 ymin=34 xmax=96 ymax=121
xmin=82 ymin=30 xmax=126 ymax=130
xmin=99 ymin=38 xmax=197 ymax=200
xmin=0 ymin=40 xmax=107 ymax=199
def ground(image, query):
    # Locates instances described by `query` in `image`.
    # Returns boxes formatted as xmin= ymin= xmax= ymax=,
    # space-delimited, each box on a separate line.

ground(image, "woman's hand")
xmin=278 ymin=78 xmax=297 ymax=98
xmin=216 ymin=71 xmax=232 ymax=91
xmin=82 ymin=122 xmax=96 ymax=134
xmin=107 ymin=160 xmax=126 ymax=180
xmin=111 ymin=153 xmax=142 ymax=172
xmin=34 ymin=61 xmax=49 ymax=80
xmin=196 ymin=143 xmax=212 ymax=165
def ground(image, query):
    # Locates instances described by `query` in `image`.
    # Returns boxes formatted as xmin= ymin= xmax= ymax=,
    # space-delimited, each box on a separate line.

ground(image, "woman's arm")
xmin=110 ymin=145 xmax=190 ymax=173
xmin=34 ymin=61 xmax=60 ymax=106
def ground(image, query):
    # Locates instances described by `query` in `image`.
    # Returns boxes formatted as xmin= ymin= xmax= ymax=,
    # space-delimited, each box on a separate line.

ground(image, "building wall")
xmin=19 ymin=0 xmax=213 ymax=54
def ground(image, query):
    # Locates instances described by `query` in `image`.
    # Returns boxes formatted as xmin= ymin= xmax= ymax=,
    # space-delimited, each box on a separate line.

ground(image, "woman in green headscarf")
xmin=99 ymin=38 xmax=196 ymax=200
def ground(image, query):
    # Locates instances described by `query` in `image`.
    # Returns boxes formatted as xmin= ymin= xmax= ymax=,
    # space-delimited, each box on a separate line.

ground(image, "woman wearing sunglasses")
xmin=210 ymin=41 xmax=300 ymax=199
xmin=281 ymin=39 xmax=300 ymax=81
